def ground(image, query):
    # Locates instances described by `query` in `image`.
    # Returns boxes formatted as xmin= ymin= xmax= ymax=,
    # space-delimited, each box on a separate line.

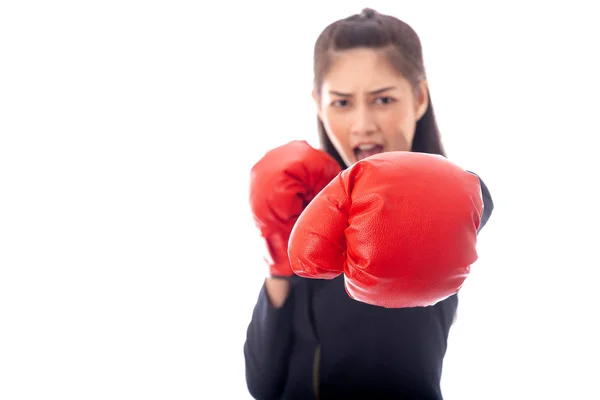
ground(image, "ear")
xmin=312 ymin=89 xmax=323 ymax=120
xmin=415 ymin=80 xmax=429 ymax=121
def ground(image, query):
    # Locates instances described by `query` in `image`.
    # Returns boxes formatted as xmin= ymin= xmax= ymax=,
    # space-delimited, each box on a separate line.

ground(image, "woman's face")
xmin=314 ymin=48 xmax=429 ymax=167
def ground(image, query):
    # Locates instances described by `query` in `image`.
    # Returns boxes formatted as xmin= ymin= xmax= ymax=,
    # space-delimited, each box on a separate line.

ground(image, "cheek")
xmin=323 ymin=110 xmax=351 ymax=145
xmin=381 ymin=105 xmax=417 ymax=145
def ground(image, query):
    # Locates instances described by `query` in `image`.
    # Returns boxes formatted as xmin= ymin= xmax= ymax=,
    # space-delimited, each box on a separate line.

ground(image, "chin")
xmin=353 ymin=149 xmax=388 ymax=163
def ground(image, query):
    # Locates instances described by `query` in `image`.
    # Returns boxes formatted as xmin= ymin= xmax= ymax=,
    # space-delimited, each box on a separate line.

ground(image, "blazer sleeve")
xmin=244 ymin=281 xmax=294 ymax=400
xmin=467 ymin=171 xmax=494 ymax=233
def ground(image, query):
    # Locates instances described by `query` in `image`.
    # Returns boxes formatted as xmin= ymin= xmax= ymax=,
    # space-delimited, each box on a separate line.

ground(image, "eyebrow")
xmin=329 ymin=86 xmax=396 ymax=97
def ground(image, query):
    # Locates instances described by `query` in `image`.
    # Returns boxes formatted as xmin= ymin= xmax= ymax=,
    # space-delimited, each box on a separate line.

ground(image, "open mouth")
xmin=354 ymin=143 xmax=384 ymax=161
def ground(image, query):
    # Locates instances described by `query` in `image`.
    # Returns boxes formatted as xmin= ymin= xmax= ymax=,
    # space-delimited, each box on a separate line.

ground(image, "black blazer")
xmin=244 ymin=175 xmax=494 ymax=399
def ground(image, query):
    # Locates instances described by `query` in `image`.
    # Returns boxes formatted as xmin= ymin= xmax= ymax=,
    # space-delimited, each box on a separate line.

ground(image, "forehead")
xmin=323 ymin=48 xmax=408 ymax=91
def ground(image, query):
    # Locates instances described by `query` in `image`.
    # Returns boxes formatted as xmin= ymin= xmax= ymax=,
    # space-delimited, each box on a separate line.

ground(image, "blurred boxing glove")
xmin=288 ymin=151 xmax=483 ymax=308
xmin=249 ymin=140 xmax=342 ymax=278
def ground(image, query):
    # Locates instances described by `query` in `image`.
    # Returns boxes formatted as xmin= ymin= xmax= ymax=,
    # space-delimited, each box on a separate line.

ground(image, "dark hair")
xmin=313 ymin=8 xmax=446 ymax=168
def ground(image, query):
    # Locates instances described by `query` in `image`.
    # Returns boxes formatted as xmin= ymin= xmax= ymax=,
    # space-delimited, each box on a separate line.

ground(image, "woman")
xmin=244 ymin=8 xmax=493 ymax=399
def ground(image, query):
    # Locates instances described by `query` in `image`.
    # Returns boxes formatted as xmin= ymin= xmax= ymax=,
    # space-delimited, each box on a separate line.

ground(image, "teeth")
xmin=357 ymin=143 xmax=378 ymax=151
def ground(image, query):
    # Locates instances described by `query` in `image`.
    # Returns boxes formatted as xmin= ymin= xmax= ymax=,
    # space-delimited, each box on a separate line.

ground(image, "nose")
xmin=350 ymin=104 xmax=377 ymax=138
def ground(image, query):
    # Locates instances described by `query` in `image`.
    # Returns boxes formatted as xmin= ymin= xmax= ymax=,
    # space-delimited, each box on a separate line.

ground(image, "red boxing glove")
xmin=249 ymin=140 xmax=342 ymax=278
xmin=288 ymin=151 xmax=483 ymax=308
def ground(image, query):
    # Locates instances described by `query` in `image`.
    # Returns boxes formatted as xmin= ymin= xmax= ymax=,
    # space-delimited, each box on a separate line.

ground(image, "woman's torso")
xmin=280 ymin=275 xmax=457 ymax=399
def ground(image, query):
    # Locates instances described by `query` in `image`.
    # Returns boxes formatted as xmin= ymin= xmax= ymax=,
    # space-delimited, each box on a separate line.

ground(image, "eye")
xmin=331 ymin=99 xmax=349 ymax=107
xmin=375 ymin=96 xmax=396 ymax=105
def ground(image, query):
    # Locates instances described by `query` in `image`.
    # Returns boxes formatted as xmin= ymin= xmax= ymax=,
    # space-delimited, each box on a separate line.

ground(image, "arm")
xmin=244 ymin=279 xmax=294 ymax=400
xmin=453 ymin=173 xmax=494 ymax=323
xmin=245 ymin=141 xmax=339 ymax=397
xmin=466 ymin=171 xmax=494 ymax=232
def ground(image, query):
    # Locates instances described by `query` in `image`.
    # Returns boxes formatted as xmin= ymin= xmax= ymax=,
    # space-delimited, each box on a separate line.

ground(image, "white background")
xmin=1 ymin=1 xmax=599 ymax=399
